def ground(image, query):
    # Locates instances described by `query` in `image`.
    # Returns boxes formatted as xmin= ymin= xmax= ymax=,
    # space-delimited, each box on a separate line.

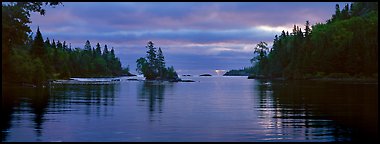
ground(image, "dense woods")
xmin=249 ymin=2 xmax=378 ymax=79
xmin=2 ymin=2 xmax=127 ymax=85
xmin=3 ymin=2 xmax=378 ymax=85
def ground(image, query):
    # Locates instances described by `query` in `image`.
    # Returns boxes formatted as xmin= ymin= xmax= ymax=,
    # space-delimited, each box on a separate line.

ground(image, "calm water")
xmin=1 ymin=76 xmax=378 ymax=142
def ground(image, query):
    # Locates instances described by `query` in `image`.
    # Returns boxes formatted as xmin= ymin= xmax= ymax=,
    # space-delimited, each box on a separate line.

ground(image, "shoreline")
xmin=3 ymin=76 xmax=377 ymax=88
xmin=248 ymin=76 xmax=378 ymax=83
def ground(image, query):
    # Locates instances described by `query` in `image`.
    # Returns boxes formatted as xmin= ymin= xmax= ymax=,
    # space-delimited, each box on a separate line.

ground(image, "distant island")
xmin=223 ymin=67 xmax=254 ymax=76
xmin=200 ymin=74 xmax=212 ymax=76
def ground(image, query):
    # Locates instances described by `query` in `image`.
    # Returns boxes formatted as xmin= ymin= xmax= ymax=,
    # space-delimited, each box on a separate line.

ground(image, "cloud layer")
xmin=29 ymin=2 xmax=349 ymax=75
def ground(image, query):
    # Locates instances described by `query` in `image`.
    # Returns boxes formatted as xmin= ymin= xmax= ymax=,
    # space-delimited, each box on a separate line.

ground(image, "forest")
xmin=2 ymin=2 xmax=128 ymax=85
xmin=247 ymin=2 xmax=378 ymax=79
xmin=3 ymin=2 xmax=378 ymax=85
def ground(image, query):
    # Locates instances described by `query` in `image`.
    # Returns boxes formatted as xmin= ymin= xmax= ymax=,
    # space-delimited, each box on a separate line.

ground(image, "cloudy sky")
xmin=29 ymin=2 xmax=349 ymax=75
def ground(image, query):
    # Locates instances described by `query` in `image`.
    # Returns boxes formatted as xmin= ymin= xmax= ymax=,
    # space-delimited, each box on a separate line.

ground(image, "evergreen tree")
xmin=136 ymin=57 xmax=148 ymax=75
xmin=63 ymin=41 xmax=67 ymax=50
xmin=56 ymin=40 xmax=63 ymax=49
xmin=31 ymin=27 xmax=45 ymax=58
xmin=44 ymin=37 xmax=51 ymax=48
xmin=95 ymin=43 xmax=102 ymax=56
xmin=103 ymin=44 xmax=109 ymax=56
xmin=110 ymin=47 xmax=116 ymax=58
xmin=84 ymin=40 xmax=91 ymax=51
xmin=332 ymin=4 xmax=341 ymax=21
xmin=251 ymin=2 xmax=378 ymax=79
xmin=251 ymin=41 xmax=269 ymax=63
xmin=136 ymin=41 xmax=178 ymax=80
xmin=146 ymin=41 xmax=157 ymax=74
xmin=103 ymin=44 xmax=109 ymax=62
xmin=304 ymin=20 xmax=311 ymax=38
xmin=51 ymin=39 xmax=56 ymax=49
xmin=157 ymin=47 xmax=166 ymax=78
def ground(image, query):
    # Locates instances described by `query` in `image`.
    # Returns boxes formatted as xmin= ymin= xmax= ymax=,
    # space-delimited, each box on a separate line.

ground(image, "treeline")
xmin=223 ymin=67 xmax=254 ymax=76
xmin=2 ymin=2 xmax=127 ymax=85
xmin=6 ymin=27 xmax=125 ymax=84
xmin=136 ymin=41 xmax=179 ymax=81
xmin=251 ymin=2 xmax=378 ymax=79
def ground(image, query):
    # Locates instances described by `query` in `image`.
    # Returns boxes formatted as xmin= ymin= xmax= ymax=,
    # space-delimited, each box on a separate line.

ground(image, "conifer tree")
xmin=31 ymin=27 xmax=45 ymax=58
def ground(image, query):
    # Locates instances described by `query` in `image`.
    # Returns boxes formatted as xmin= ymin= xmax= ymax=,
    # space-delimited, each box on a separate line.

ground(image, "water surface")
xmin=1 ymin=76 xmax=378 ymax=142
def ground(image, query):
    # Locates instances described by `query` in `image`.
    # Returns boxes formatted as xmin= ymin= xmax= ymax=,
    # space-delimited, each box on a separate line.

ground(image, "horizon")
xmin=28 ymin=2 xmax=350 ymax=75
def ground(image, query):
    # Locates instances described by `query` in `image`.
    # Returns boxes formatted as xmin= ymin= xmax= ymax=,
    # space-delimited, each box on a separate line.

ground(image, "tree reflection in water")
xmin=137 ymin=81 xmax=173 ymax=121
xmin=254 ymin=80 xmax=377 ymax=142
xmin=2 ymin=87 xmax=50 ymax=141
xmin=1 ymin=84 xmax=118 ymax=141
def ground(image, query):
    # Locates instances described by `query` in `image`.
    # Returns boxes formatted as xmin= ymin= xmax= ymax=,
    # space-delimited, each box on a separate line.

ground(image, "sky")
xmin=29 ymin=2 xmax=350 ymax=75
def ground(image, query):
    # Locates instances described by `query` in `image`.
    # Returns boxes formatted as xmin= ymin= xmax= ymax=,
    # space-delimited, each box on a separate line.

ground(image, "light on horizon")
xmin=215 ymin=69 xmax=226 ymax=76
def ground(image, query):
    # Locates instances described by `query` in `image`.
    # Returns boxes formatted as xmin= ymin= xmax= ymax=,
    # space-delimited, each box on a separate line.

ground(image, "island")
xmin=135 ymin=41 xmax=194 ymax=82
xmin=223 ymin=67 xmax=254 ymax=76
xmin=200 ymin=74 xmax=212 ymax=76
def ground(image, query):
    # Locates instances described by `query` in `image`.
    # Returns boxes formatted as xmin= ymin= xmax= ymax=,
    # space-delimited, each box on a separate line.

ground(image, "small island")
xmin=135 ymin=41 xmax=193 ymax=82
xmin=200 ymin=74 xmax=212 ymax=76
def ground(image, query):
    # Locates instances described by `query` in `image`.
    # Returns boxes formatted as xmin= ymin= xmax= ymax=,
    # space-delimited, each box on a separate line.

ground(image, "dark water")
xmin=1 ymin=77 xmax=378 ymax=142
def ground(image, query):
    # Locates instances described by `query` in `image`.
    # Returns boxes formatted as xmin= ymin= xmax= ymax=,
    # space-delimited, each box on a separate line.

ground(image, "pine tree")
xmin=56 ymin=40 xmax=63 ymax=49
xmin=44 ymin=37 xmax=51 ymax=48
xmin=95 ymin=43 xmax=102 ymax=56
xmin=51 ymin=39 xmax=56 ymax=49
xmin=292 ymin=25 xmax=297 ymax=35
xmin=136 ymin=41 xmax=178 ymax=80
xmin=110 ymin=47 xmax=116 ymax=58
xmin=146 ymin=41 xmax=157 ymax=75
xmin=304 ymin=20 xmax=311 ymax=38
xmin=157 ymin=47 xmax=166 ymax=78
xmin=84 ymin=40 xmax=91 ymax=51
xmin=332 ymin=4 xmax=341 ymax=21
xmin=31 ymin=27 xmax=45 ymax=58
xmin=103 ymin=44 xmax=109 ymax=58
xmin=63 ymin=41 xmax=67 ymax=50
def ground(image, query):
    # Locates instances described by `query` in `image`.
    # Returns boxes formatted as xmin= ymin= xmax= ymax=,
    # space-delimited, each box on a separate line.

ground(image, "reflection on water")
xmin=2 ymin=84 xmax=119 ymax=141
xmin=2 ymin=87 xmax=50 ymax=141
xmin=137 ymin=81 xmax=173 ymax=121
xmin=254 ymin=80 xmax=378 ymax=142
xmin=48 ymin=84 xmax=117 ymax=116
xmin=1 ymin=77 xmax=378 ymax=142
xmin=138 ymin=82 xmax=165 ymax=113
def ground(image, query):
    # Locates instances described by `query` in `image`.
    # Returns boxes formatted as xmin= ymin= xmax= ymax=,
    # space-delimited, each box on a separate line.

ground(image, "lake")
xmin=1 ymin=76 xmax=378 ymax=142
